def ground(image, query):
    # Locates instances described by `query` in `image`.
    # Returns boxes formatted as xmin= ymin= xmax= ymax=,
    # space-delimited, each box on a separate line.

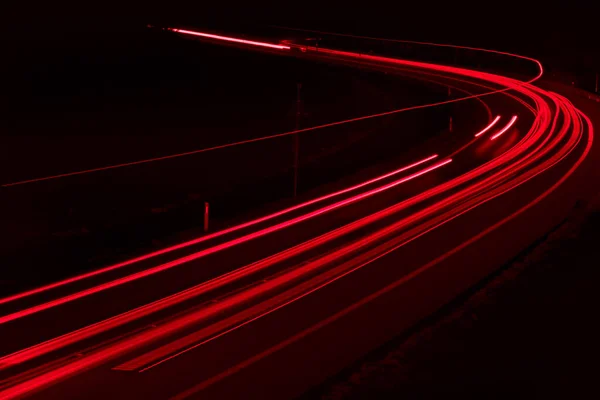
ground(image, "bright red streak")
xmin=0 ymin=159 xmax=451 ymax=325
xmin=1 ymin=29 xmax=595 ymax=400
xmin=164 ymin=102 xmax=591 ymax=390
xmin=0 ymin=157 xmax=453 ymax=369
xmin=0 ymin=161 xmax=456 ymax=399
xmin=169 ymin=28 xmax=291 ymax=50
xmin=491 ymin=115 xmax=518 ymax=140
xmin=0 ymin=155 xmax=437 ymax=307
xmin=474 ymin=115 xmax=501 ymax=137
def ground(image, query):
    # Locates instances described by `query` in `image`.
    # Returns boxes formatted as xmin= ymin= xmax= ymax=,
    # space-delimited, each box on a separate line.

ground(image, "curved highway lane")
xmin=0 ymin=29 xmax=594 ymax=399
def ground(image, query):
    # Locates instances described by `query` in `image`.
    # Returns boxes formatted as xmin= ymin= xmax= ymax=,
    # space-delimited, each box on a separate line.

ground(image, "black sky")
xmin=1 ymin=1 xmax=598 ymax=71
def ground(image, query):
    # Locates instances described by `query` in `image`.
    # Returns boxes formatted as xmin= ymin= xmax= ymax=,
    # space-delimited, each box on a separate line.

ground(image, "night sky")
xmin=3 ymin=1 xmax=596 ymax=44
xmin=2 ymin=1 xmax=598 ymax=95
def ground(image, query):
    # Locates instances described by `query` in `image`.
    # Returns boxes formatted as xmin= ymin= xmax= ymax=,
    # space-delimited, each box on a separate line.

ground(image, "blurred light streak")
xmin=491 ymin=115 xmax=518 ymax=140
xmin=169 ymin=29 xmax=290 ymax=50
xmin=474 ymin=115 xmax=501 ymax=137
xmin=0 ymin=155 xmax=437 ymax=307
xmin=0 ymin=159 xmax=450 ymax=325
xmin=1 ymin=28 xmax=595 ymax=400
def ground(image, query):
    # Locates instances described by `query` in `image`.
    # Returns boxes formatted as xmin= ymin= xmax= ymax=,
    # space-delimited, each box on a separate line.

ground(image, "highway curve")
xmin=0 ymin=28 xmax=594 ymax=399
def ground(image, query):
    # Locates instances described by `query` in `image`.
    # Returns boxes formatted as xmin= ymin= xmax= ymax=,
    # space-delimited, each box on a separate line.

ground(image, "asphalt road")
xmin=0 ymin=29 xmax=595 ymax=399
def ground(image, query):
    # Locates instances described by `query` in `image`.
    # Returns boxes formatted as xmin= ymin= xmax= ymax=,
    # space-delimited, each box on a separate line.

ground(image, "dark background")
xmin=2 ymin=1 xmax=597 ymax=54
xmin=1 ymin=1 xmax=598 ymax=93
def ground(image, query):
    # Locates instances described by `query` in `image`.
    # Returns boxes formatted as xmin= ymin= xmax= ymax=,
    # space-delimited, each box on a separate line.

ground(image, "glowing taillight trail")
xmin=491 ymin=115 xmax=518 ymax=140
xmin=474 ymin=115 xmax=501 ymax=137
xmin=0 ymin=161 xmax=459 ymax=399
xmin=132 ymin=97 xmax=587 ymax=378
xmin=0 ymin=154 xmax=438 ymax=307
xmin=0 ymin=27 xmax=593 ymax=398
xmin=0 ymin=159 xmax=455 ymax=369
xmin=169 ymin=28 xmax=291 ymax=50
xmin=177 ymin=110 xmax=590 ymax=399
xmin=0 ymin=159 xmax=451 ymax=325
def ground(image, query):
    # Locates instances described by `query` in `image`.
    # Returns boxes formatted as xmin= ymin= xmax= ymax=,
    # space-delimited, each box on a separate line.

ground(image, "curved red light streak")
xmin=0 ymin=154 xmax=438 ymax=307
xmin=491 ymin=115 xmax=518 ymax=140
xmin=139 ymin=93 xmax=590 ymax=381
xmin=0 ymin=157 xmax=457 ymax=369
xmin=169 ymin=108 xmax=591 ymax=397
xmin=0 ymin=159 xmax=451 ymax=325
xmin=474 ymin=115 xmax=501 ymax=137
xmin=0 ymin=28 xmax=593 ymax=400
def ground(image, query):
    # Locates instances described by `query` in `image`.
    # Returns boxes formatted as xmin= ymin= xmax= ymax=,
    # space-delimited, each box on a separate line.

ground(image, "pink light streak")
xmin=474 ymin=115 xmax=501 ymax=137
xmin=491 ymin=115 xmax=518 ymax=140
xmin=169 ymin=29 xmax=290 ymax=50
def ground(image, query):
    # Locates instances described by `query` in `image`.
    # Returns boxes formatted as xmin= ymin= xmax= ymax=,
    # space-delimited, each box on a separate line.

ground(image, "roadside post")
xmin=293 ymin=82 xmax=302 ymax=197
xmin=204 ymin=202 xmax=209 ymax=232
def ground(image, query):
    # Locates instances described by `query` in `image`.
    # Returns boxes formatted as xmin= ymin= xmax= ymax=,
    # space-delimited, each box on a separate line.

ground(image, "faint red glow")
xmin=2 ymin=31 xmax=529 ymax=188
xmin=272 ymin=26 xmax=544 ymax=83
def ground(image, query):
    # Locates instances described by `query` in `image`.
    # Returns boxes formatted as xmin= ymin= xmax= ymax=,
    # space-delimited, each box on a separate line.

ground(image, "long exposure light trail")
xmin=169 ymin=29 xmax=291 ymax=50
xmin=0 ymin=67 xmax=576 ymax=380
xmin=0 ymin=159 xmax=451 ymax=325
xmin=171 ymin=109 xmax=592 ymax=399
xmin=475 ymin=115 xmax=501 ymax=137
xmin=0 ymin=158 xmax=452 ymax=369
xmin=157 ymin=94 xmax=591 ymax=393
xmin=184 ymin=110 xmax=592 ymax=400
xmin=0 ymin=27 xmax=593 ymax=400
xmin=0 ymin=44 xmax=526 ymax=310
xmin=0 ymin=154 xmax=438 ymax=307
xmin=491 ymin=115 xmax=518 ymax=140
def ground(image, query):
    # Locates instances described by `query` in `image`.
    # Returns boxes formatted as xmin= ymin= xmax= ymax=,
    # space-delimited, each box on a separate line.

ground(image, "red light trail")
xmin=0 ymin=159 xmax=451 ymax=325
xmin=0 ymin=154 xmax=438 ymax=307
xmin=490 ymin=115 xmax=518 ymax=140
xmin=169 ymin=28 xmax=291 ymax=50
xmin=474 ymin=115 xmax=501 ymax=137
xmin=0 ymin=28 xmax=593 ymax=400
